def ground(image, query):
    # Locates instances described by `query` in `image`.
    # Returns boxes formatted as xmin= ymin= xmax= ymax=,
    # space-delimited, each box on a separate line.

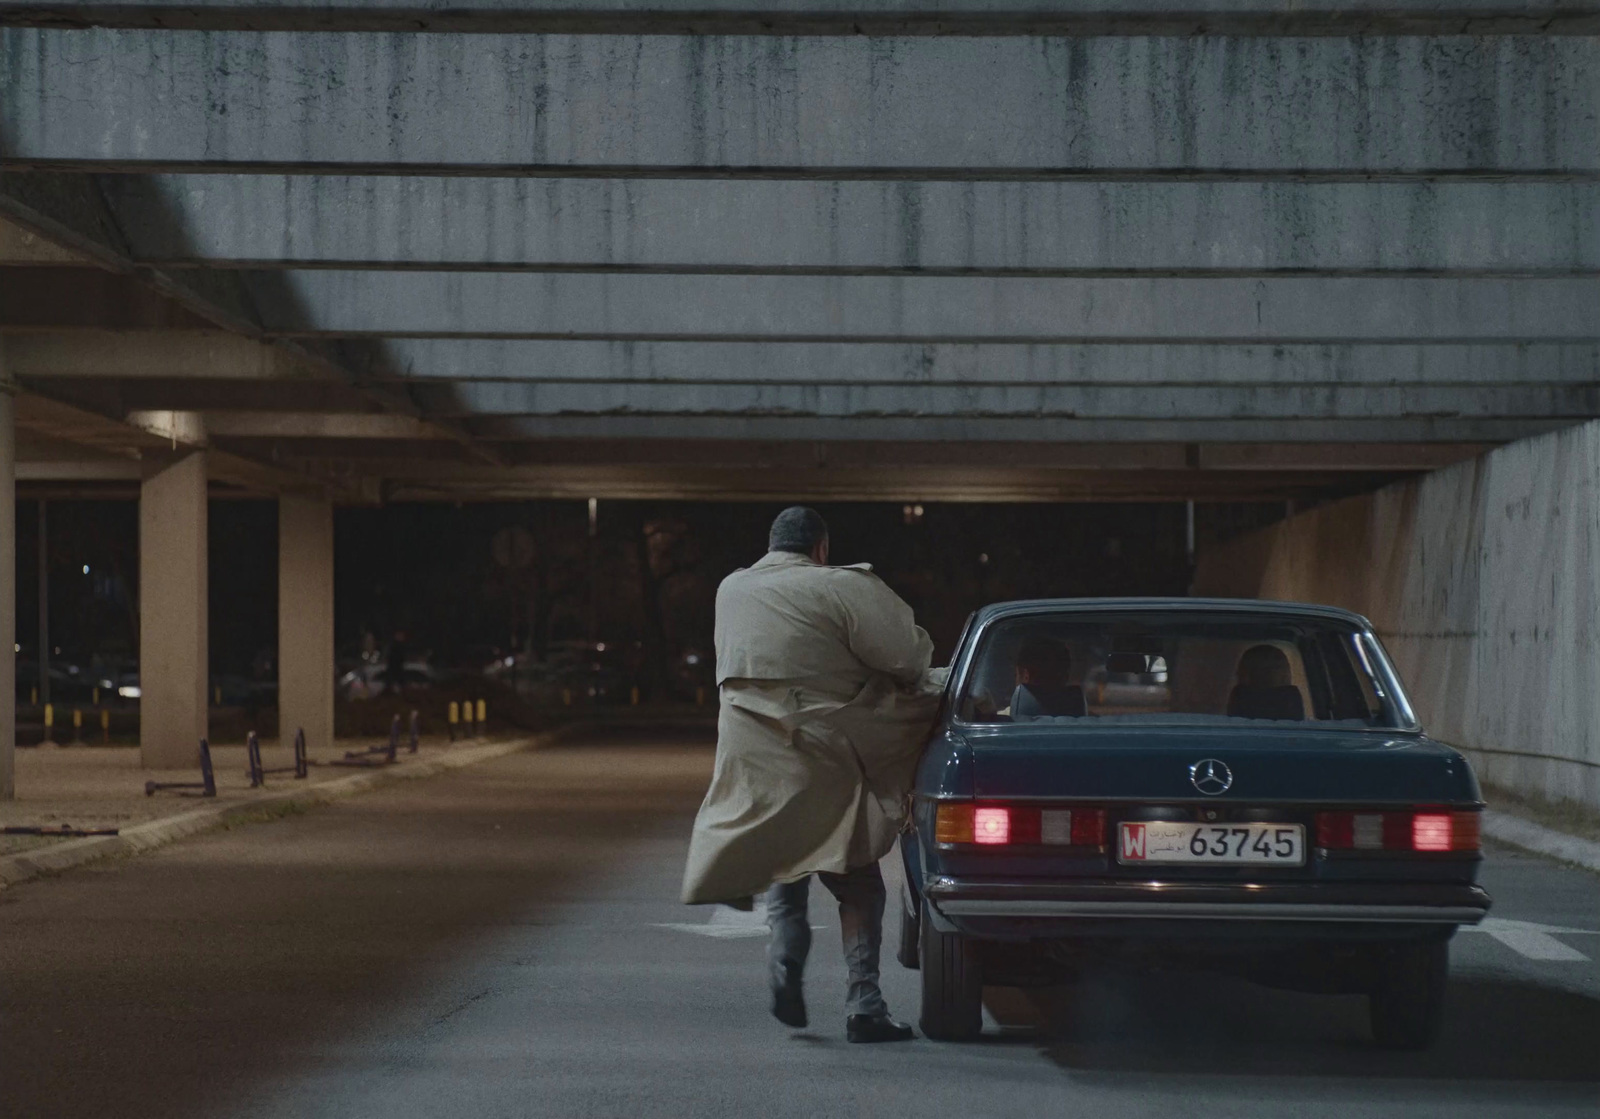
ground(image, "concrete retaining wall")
xmin=1192 ymin=421 xmax=1600 ymax=812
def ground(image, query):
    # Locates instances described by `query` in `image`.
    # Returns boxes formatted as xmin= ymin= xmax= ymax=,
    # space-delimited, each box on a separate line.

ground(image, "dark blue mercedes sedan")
xmin=899 ymin=598 xmax=1490 ymax=1049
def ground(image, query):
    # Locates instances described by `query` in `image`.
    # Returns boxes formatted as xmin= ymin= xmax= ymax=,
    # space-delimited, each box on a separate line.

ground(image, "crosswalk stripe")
xmin=1461 ymin=918 xmax=1596 ymax=961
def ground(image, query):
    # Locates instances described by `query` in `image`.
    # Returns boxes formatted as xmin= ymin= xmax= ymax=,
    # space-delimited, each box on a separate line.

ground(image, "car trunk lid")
xmin=964 ymin=725 xmax=1477 ymax=806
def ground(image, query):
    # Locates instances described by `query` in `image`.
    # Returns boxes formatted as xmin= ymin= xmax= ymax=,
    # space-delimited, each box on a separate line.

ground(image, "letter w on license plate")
xmin=1119 ymin=821 xmax=1305 ymax=866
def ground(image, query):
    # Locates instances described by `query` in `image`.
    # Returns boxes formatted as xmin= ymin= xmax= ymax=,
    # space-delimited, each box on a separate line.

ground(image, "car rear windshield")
xmin=956 ymin=611 xmax=1417 ymax=731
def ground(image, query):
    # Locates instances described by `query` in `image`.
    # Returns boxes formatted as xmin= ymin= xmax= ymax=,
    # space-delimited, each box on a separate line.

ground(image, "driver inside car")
xmin=1006 ymin=635 xmax=1088 ymax=719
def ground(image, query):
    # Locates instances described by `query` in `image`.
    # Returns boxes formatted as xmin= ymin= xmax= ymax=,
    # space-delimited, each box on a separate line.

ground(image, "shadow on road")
xmin=979 ymin=970 xmax=1600 ymax=1084
xmin=0 ymin=735 xmax=715 ymax=1119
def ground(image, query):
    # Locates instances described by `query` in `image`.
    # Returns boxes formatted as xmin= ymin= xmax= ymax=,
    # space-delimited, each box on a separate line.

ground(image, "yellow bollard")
xmin=562 ymin=687 xmax=572 ymax=707
xmin=92 ymin=685 xmax=100 ymax=706
xmin=72 ymin=707 xmax=83 ymax=745
xmin=43 ymin=703 xmax=55 ymax=744
xmin=100 ymin=708 xmax=110 ymax=745
xmin=447 ymin=700 xmax=459 ymax=742
xmin=476 ymin=699 xmax=486 ymax=727
xmin=630 ymin=686 xmax=640 ymax=706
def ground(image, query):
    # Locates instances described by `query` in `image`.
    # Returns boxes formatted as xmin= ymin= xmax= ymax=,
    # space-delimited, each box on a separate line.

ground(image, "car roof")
xmin=968 ymin=597 xmax=1375 ymax=630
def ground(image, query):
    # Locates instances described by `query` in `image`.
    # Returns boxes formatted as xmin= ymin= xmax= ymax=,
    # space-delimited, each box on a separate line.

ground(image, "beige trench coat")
xmin=680 ymin=551 xmax=944 ymax=905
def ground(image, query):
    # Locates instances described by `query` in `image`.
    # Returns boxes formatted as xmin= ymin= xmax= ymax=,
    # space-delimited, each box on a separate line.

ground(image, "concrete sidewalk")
xmin=0 ymin=730 xmax=559 ymax=888
xmin=1476 ymin=780 xmax=1600 ymax=875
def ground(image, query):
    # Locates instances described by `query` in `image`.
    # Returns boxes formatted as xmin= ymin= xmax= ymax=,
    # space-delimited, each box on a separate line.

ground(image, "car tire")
xmin=1368 ymin=938 xmax=1448 ymax=1050
xmin=897 ymin=890 xmax=920 ymax=970
xmin=918 ymin=899 xmax=983 ymax=1041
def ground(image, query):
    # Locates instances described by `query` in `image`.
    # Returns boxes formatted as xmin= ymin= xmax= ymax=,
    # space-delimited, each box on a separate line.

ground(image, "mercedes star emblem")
xmin=1190 ymin=758 xmax=1234 ymax=796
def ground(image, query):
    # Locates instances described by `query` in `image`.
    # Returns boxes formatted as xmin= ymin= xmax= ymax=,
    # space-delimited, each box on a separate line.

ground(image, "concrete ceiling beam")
xmin=13 ymin=428 xmax=145 ymax=480
xmin=244 ymin=437 xmax=1490 ymax=472
xmin=0 ymin=269 xmax=214 ymax=331
xmin=94 ymin=175 xmax=1600 ymax=275
xmin=420 ymin=379 xmax=1599 ymax=420
xmin=462 ymin=414 xmax=1574 ymax=444
xmin=200 ymin=411 xmax=448 ymax=439
xmin=356 ymin=463 xmax=1408 ymax=504
xmin=5 ymin=32 xmax=1592 ymax=175
xmin=352 ymin=339 xmax=1600 ymax=387
xmin=24 ymin=378 xmax=375 ymax=414
xmin=15 ymin=459 xmax=144 ymax=481
xmin=0 ymin=215 xmax=91 ymax=264
xmin=6 ymin=330 xmax=321 ymax=379
xmin=493 ymin=438 xmax=1491 ymax=472
xmin=3 ymin=0 xmax=1595 ymax=35
xmin=12 ymin=389 xmax=377 ymax=501
xmin=235 ymin=272 xmax=1600 ymax=342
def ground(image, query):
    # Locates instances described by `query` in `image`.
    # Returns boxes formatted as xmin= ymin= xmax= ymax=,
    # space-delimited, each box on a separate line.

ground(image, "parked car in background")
xmin=901 ymin=598 xmax=1489 ymax=1049
xmin=338 ymin=658 xmax=439 ymax=700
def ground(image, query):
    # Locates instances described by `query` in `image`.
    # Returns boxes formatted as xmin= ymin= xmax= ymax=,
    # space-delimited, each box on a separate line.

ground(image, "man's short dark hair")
xmin=768 ymin=506 xmax=829 ymax=554
xmin=1016 ymin=635 xmax=1073 ymax=684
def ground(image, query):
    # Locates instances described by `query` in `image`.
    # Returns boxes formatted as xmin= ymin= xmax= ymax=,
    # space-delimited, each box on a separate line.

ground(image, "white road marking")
xmin=1460 ymin=918 xmax=1598 ymax=962
xmin=655 ymin=903 xmax=772 ymax=939
xmin=653 ymin=902 xmax=826 ymax=939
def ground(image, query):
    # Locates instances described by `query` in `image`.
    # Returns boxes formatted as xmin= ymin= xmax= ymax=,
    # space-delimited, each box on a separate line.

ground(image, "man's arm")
xmin=831 ymin=572 xmax=934 ymax=687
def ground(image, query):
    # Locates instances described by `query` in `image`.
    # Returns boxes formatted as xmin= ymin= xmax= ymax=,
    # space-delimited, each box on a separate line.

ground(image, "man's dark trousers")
xmin=765 ymin=862 xmax=888 ymax=1017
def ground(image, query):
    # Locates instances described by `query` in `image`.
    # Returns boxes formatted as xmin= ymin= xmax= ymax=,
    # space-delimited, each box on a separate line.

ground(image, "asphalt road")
xmin=2 ymin=727 xmax=1596 ymax=1118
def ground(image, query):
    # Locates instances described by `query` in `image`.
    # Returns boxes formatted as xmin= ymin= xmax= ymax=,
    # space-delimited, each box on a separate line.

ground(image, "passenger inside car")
xmin=1226 ymin=644 xmax=1307 ymax=720
xmin=1008 ymin=636 xmax=1088 ymax=718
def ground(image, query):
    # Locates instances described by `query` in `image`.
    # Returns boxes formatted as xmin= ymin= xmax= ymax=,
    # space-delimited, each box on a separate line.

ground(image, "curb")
xmin=0 ymin=729 xmax=569 ymax=891
xmin=1483 ymin=809 xmax=1600 ymax=875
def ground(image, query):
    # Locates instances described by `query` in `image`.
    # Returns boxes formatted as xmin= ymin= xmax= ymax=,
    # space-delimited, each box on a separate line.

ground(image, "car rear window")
xmin=956 ymin=611 xmax=1415 ymax=730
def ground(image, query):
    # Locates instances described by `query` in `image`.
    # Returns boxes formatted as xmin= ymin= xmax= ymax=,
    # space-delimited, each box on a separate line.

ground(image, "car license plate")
xmin=1118 ymin=821 xmax=1305 ymax=866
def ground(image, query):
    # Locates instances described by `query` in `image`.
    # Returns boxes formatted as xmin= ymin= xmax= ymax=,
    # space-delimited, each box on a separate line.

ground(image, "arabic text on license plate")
xmin=1118 ymin=821 xmax=1305 ymax=865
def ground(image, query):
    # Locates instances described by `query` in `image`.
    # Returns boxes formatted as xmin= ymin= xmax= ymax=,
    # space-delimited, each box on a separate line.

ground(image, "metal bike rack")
xmin=145 ymin=739 xmax=218 ymax=798
xmin=247 ymin=729 xmax=310 ymax=788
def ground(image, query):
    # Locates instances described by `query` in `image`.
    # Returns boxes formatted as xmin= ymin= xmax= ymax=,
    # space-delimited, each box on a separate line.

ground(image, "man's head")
xmin=1236 ymin=644 xmax=1292 ymax=688
xmin=1015 ymin=635 xmax=1073 ymax=689
xmin=768 ymin=506 xmax=830 ymax=564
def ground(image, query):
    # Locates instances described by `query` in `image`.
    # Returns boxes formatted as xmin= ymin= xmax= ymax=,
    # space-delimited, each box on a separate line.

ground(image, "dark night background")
xmin=11 ymin=499 xmax=1289 ymax=702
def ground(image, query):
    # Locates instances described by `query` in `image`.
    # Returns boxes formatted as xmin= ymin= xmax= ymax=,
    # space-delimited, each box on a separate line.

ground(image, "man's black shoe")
xmin=771 ymin=983 xmax=807 ymax=1028
xmin=846 ymin=1014 xmax=915 ymax=1043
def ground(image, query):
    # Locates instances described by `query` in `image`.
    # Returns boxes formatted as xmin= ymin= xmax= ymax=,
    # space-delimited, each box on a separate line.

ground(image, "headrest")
xmin=1236 ymin=644 xmax=1293 ymax=688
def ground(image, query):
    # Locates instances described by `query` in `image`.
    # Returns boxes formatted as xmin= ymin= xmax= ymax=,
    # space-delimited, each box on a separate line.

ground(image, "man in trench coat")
xmin=681 ymin=507 xmax=943 ymax=1043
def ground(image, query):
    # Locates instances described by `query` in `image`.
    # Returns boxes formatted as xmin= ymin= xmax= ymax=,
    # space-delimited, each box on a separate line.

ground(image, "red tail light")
xmin=1412 ymin=813 xmax=1453 ymax=851
xmin=934 ymin=803 xmax=1105 ymax=848
xmin=972 ymin=807 xmax=1010 ymax=845
xmin=1316 ymin=809 xmax=1479 ymax=852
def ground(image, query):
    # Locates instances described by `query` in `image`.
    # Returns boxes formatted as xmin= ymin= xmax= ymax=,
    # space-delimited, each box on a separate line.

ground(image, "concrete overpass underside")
xmin=1 ymin=3 xmax=1595 ymax=504
xmin=1 ymin=1 xmax=1598 ymax=810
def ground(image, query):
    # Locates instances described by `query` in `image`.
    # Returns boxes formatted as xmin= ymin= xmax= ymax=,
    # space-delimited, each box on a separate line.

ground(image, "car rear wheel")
xmin=1368 ymin=939 xmax=1448 ymax=1050
xmin=918 ymin=899 xmax=983 ymax=1041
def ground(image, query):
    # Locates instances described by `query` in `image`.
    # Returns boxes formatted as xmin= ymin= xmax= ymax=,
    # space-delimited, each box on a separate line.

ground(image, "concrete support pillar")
xmin=0 ymin=348 xmax=15 ymax=800
xmin=278 ymin=494 xmax=334 ymax=752
xmin=139 ymin=451 xmax=208 ymax=768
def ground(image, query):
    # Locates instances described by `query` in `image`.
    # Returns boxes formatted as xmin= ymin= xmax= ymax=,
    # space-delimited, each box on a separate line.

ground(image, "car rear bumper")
xmin=923 ymin=877 xmax=1491 ymax=927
